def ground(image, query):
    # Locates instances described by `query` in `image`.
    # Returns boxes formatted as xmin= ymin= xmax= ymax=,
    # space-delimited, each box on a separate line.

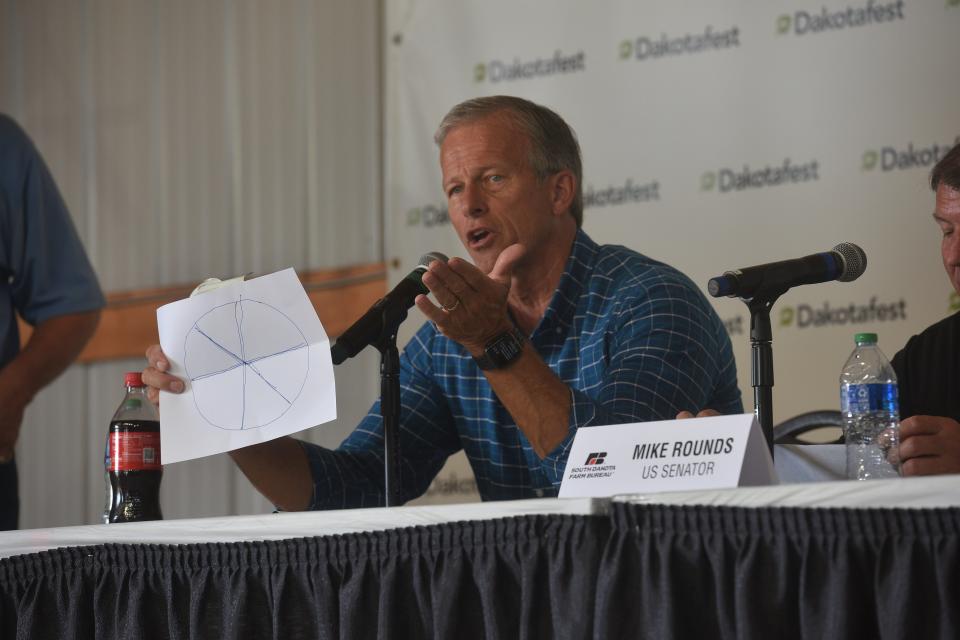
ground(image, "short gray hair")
xmin=435 ymin=96 xmax=583 ymax=227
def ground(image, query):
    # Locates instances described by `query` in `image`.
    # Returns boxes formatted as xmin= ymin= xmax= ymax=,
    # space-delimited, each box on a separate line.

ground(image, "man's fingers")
xmin=145 ymin=344 xmax=170 ymax=373
xmin=422 ymin=265 xmax=464 ymax=310
xmin=141 ymin=365 xmax=185 ymax=394
xmin=676 ymin=409 xmax=720 ymax=420
xmin=901 ymin=455 xmax=952 ymax=477
xmin=488 ymin=244 xmax=526 ymax=287
xmin=899 ymin=416 xmax=942 ymax=438
xmin=415 ymin=294 xmax=446 ymax=325
xmin=899 ymin=434 xmax=942 ymax=461
xmin=446 ymin=256 xmax=493 ymax=291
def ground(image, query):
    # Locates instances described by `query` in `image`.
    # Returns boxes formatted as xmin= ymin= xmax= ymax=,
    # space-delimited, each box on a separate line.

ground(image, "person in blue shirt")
xmin=143 ymin=96 xmax=741 ymax=510
xmin=0 ymin=115 xmax=105 ymax=529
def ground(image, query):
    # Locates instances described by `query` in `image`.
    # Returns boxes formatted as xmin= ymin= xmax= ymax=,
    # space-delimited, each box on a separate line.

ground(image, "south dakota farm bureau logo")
xmin=585 ymin=452 xmax=607 ymax=465
xmin=776 ymin=0 xmax=905 ymax=35
xmin=474 ymin=50 xmax=585 ymax=83
xmin=567 ymin=453 xmax=617 ymax=479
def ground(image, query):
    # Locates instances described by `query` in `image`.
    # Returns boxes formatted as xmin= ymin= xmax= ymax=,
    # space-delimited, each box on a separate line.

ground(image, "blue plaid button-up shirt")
xmin=303 ymin=230 xmax=742 ymax=509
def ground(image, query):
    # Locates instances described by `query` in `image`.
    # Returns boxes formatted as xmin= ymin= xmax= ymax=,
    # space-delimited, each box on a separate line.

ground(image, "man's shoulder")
xmin=902 ymin=311 xmax=960 ymax=352
xmin=0 ymin=115 xmax=37 ymax=182
xmin=589 ymin=240 xmax=701 ymax=298
xmin=0 ymin=114 xmax=31 ymax=151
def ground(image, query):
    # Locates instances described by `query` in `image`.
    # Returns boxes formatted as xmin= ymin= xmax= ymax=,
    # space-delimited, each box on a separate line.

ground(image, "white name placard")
xmin=558 ymin=414 xmax=776 ymax=498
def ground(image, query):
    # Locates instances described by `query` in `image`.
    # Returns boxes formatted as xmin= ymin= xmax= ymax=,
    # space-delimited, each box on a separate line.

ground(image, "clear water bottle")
xmin=839 ymin=333 xmax=900 ymax=480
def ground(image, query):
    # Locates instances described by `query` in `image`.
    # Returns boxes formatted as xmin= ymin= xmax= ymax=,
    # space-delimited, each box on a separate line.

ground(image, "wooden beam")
xmin=18 ymin=264 xmax=387 ymax=363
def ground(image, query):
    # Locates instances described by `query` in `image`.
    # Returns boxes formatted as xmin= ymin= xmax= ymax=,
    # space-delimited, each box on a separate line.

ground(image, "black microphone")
xmin=331 ymin=251 xmax=448 ymax=365
xmin=707 ymin=242 xmax=867 ymax=298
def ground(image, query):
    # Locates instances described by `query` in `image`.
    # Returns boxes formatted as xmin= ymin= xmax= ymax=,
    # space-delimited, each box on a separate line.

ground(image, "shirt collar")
xmin=534 ymin=228 xmax=597 ymax=336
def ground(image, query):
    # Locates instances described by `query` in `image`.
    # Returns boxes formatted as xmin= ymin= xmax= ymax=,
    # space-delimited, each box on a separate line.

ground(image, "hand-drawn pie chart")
xmin=184 ymin=299 xmax=309 ymax=430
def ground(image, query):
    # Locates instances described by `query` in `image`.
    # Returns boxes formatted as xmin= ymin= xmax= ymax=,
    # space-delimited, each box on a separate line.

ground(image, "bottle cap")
xmin=854 ymin=332 xmax=878 ymax=344
xmin=124 ymin=372 xmax=145 ymax=388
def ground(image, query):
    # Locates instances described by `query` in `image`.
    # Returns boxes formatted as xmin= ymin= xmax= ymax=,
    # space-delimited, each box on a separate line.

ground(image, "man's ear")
xmin=549 ymin=170 xmax=576 ymax=217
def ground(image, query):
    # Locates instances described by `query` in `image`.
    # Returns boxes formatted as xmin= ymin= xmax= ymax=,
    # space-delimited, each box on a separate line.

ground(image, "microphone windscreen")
xmin=418 ymin=251 xmax=449 ymax=267
xmin=833 ymin=242 xmax=867 ymax=282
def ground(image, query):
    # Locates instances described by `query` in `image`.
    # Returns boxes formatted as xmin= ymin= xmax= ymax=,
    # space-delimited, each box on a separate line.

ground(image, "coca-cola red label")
xmin=109 ymin=432 xmax=162 ymax=471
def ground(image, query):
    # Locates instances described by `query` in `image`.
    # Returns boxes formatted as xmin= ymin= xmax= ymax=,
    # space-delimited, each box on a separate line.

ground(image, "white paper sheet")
xmin=156 ymin=268 xmax=337 ymax=464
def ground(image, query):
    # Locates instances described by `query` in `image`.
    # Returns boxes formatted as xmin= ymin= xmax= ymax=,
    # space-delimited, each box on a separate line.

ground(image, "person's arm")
xmin=229 ymin=437 xmax=313 ymax=511
xmin=144 ymin=323 xmax=460 ymax=510
xmin=0 ymin=117 xmax=105 ymax=460
xmin=143 ymin=345 xmax=314 ymax=509
xmin=529 ymin=285 xmax=738 ymax=486
xmin=899 ymin=415 xmax=960 ymax=475
xmin=0 ymin=310 xmax=100 ymax=460
xmin=418 ymin=254 xmax=738 ymax=485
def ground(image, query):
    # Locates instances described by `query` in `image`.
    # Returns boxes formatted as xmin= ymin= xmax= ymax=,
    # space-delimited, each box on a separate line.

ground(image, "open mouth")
xmin=467 ymin=229 xmax=493 ymax=247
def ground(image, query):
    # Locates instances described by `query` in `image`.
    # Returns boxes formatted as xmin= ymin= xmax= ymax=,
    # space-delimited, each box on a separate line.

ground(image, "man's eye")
xmin=488 ymin=175 xmax=503 ymax=183
xmin=447 ymin=185 xmax=462 ymax=196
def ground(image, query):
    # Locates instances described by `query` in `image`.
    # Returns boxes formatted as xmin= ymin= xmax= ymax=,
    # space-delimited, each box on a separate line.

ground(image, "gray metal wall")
xmin=1 ymin=0 xmax=383 ymax=528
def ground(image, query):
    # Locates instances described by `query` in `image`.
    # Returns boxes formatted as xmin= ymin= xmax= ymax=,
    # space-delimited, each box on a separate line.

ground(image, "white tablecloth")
xmin=1 ymin=447 xmax=957 ymax=561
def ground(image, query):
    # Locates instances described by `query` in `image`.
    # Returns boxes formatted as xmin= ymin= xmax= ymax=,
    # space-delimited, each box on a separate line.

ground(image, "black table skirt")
xmin=1 ymin=504 xmax=957 ymax=640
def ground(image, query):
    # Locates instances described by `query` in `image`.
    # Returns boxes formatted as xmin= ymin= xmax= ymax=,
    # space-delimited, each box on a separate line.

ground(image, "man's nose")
xmin=461 ymin=183 xmax=488 ymax=218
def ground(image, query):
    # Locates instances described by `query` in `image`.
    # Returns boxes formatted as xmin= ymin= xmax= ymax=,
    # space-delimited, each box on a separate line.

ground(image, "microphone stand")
xmin=742 ymin=288 xmax=787 ymax=458
xmin=333 ymin=304 xmax=406 ymax=507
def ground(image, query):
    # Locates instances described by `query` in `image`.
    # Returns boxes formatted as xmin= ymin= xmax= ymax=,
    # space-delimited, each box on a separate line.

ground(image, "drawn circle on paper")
xmin=183 ymin=299 xmax=309 ymax=430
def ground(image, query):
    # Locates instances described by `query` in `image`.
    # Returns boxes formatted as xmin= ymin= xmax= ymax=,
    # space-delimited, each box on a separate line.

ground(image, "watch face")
xmin=491 ymin=333 xmax=523 ymax=360
xmin=483 ymin=329 xmax=523 ymax=368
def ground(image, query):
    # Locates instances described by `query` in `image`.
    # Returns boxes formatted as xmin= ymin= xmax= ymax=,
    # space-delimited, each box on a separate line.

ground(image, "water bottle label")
xmin=842 ymin=383 xmax=898 ymax=414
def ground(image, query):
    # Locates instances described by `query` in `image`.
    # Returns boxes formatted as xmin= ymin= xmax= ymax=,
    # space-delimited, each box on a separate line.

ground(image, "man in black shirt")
xmin=893 ymin=142 xmax=960 ymax=476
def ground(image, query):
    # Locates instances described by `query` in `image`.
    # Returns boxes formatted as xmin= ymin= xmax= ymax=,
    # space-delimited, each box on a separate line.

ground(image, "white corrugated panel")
xmin=1 ymin=0 xmax=382 ymax=529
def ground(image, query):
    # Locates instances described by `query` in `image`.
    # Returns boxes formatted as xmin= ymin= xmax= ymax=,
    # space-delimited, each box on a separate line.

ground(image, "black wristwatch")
xmin=473 ymin=328 xmax=526 ymax=370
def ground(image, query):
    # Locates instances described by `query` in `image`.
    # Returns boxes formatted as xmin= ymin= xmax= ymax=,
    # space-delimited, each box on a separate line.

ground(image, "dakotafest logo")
xmin=584 ymin=178 xmax=660 ymax=209
xmin=861 ymin=136 xmax=960 ymax=173
xmin=776 ymin=0 xmax=905 ymax=36
xmin=405 ymin=203 xmax=449 ymax=228
xmin=474 ymin=49 xmax=585 ymax=83
xmin=701 ymin=158 xmax=820 ymax=194
xmin=618 ymin=25 xmax=740 ymax=61
xmin=779 ymin=296 xmax=907 ymax=329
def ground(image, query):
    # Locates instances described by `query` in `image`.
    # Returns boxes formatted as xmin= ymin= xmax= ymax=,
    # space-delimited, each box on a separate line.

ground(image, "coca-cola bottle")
xmin=103 ymin=372 xmax=163 ymax=523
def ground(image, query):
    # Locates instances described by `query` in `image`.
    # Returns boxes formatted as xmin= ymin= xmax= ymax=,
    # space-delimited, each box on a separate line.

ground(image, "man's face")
xmin=935 ymin=184 xmax=960 ymax=294
xmin=439 ymin=113 xmax=560 ymax=274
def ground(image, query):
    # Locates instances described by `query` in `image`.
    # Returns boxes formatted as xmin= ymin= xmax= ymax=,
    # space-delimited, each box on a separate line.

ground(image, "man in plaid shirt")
xmin=144 ymin=96 xmax=741 ymax=510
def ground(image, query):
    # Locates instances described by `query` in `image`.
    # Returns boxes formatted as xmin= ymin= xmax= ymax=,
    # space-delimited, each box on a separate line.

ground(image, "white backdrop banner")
xmin=385 ymin=0 xmax=960 ymax=500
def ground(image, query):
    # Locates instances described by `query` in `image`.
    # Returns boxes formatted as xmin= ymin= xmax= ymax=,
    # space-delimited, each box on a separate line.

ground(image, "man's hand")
xmin=142 ymin=344 xmax=186 ymax=409
xmin=676 ymin=409 xmax=721 ymax=419
xmin=416 ymin=244 xmax=525 ymax=355
xmin=0 ymin=376 xmax=29 ymax=463
xmin=899 ymin=415 xmax=960 ymax=476
xmin=0 ymin=310 xmax=100 ymax=462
